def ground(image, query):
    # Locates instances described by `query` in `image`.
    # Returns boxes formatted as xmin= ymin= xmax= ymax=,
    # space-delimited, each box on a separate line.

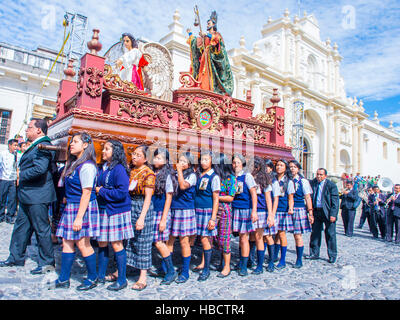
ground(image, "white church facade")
xmin=0 ymin=9 xmax=399 ymax=182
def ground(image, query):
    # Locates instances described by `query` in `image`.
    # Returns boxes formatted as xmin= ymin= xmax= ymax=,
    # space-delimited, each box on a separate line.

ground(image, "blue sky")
xmin=0 ymin=0 xmax=399 ymax=131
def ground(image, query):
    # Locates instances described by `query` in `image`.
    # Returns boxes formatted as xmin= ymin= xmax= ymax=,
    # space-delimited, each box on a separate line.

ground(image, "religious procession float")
xmin=47 ymin=10 xmax=293 ymax=164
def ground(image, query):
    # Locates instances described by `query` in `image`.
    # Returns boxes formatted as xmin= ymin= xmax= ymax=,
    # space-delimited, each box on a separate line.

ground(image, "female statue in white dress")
xmin=115 ymin=33 xmax=147 ymax=90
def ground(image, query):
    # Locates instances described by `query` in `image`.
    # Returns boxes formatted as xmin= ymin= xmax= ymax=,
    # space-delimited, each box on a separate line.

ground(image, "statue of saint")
xmin=115 ymin=33 xmax=148 ymax=90
xmin=186 ymin=11 xmax=234 ymax=96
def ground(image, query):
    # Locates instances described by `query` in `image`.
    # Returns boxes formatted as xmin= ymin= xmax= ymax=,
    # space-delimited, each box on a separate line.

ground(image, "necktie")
xmin=314 ymin=182 xmax=321 ymax=207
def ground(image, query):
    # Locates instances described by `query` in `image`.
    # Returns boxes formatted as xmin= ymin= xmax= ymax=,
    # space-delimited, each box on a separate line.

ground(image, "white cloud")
xmin=380 ymin=111 xmax=400 ymax=124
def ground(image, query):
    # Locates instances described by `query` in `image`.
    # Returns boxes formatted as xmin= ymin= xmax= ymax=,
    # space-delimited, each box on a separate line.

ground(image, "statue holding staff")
xmin=186 ymin=8 xmax=234 ymax=96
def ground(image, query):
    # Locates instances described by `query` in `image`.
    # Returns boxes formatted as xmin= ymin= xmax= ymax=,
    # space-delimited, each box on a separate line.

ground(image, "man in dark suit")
xmin=386 ymin=184 xmax=400 ymax=243
xmin=362 ymin=187 xmax=379 ymax=238
xmin=0 ymin=118 xmax=57 ymax=274
xmin=368 ymin=185 xmax=387 ymax=240
xmin=340 ymin=180 xmax=359 ymax=237
xmin=306 ymin=168 xmax=339 ymax=263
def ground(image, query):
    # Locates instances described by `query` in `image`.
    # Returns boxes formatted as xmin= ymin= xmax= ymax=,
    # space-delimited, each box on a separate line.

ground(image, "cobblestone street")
xmin=1 ymin=209 xmax=400 ymax=300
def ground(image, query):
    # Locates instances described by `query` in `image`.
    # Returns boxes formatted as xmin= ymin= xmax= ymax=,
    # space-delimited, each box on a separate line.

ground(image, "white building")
xmin=0 ymin=42 xmax=63 ymax=151
xmin=1 ymin=9 xmax=399 ymax=183
xmin=160 ymin=9 xmax=400 ymax=182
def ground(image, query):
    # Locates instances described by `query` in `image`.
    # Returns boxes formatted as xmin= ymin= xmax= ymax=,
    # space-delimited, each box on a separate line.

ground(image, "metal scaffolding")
xmin=291 ymin=100 xmax=305 ymax=165
xmin=62 ymin=12 xmax=88 ymax=75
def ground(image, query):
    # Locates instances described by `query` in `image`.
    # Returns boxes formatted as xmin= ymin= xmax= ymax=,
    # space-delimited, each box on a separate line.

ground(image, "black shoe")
xmin=0 ymin=259 xmax=24 ymax=267
xmin=266 ymin=264 xmax=274 ymax=272
xmin=328 ymin=257 xmax=336 ymax=264
xmin=107 ymin=281 xmax=127 ymax=291
xmin=175 ymin=274 xmax=189 ymax=284
xmin=356 ymin=225 xmax=362 ymax=229
xmin=191 ymin=266 xmax=203 ymax=273
xmin=305 ymin=255 xmax=319 ymax=260
xmin=148 ymin=266 xmax=165 ymax=278
xmin=6 ymin=216 xmax=16 ymax=224
xmin=77 ymin=278 xmax=98 ymax=291
xmin=197 ymin=269 xmax=210 ymax=281
xmin=160 ymin=271 xmax=178 ymax=285
xmin=30 ymin=265 xmax=55 ymax=275
xmin=48 ymin=279 xmax=70 ymax=290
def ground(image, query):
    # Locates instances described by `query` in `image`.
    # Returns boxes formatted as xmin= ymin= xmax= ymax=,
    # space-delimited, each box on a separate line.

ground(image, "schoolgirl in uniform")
xmin=193 ymin=151 xmax=220 ymax=281
xmin=150 ymin=148 xmax=178 ymax=285
xmin=288 ymin=160 xmax=314 ymax=268
xmin=166 ymin=152 xmax=197 ymax=284
xmin=231 ymin=154 xmax=258 ymax=276
xmin=52 ymin=132 xmax=100 ymax=290
xmin=126 ymin=145 xmax=156 ymax=291
xmin=95 ymin=140 xmax=134 ymax=291
xmin=273 ymin=159 xmax=295 ymax=270
xmin=251 ymin=156 xmax=273 ymax=274
xmin=214 ymin=153 xmax=237 ymax=278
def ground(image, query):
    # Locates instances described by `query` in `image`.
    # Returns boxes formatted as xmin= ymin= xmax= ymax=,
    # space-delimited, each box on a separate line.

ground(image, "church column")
xmin=282 ymin=86 xmax=292 ymax=146
xmin=358 ymin=124 xmax=364 ymax=175
xmin=294 ymin=34 xmax=301 ymax=79
xmin=334 ymin=108 xmax=340 ymax=175
xmin=250 ymin=74 xmax=262 ymax=116
xmin=351 ymin=116 xmax=358 ymax=174
xmin=236 ymin=70 xmax=246 ymax=101
xmin=326 ymin=104 xmax=334 ymax=173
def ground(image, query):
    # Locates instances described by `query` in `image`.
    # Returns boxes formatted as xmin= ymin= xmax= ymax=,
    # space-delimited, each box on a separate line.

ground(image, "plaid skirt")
xmin=215 ymin=203 xmax=232 ymax=254
xmin=126 ymin=196 xmax=155 ymax=270
xmin=56 ymin=200 xmax=100 ymax=240
xmin=232 ymin=208 xmax=255 ymax=234
xmin=153 ymin=210 xmax=171 ymax=242
xmin=275 ymin=211 xmax=294 ymax=232
xmin=196 ymin=208 xmax=217 ymax=237
xmin=169 ymin=208 xmax=197 ymax=237
xmin=291 ymin=207 xmax=312 ymax=234
xmin=97 ymin=208 xmax=134 ymax=242
xmin=253 ymin=210 xmax=268 ymax=229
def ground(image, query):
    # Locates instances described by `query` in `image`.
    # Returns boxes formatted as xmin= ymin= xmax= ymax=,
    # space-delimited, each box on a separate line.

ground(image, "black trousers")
xmin=0 ymin=179 xmax=17 ymax=219
xmin=375 ymin=211 xmax=386 ymax=239
xmin=394 ymin=216 xmax=400 ymax=243
xmin=8 ymin=202 xmax=55 ymax=267
xmin=385 ymin=211 xmax=398 ymax=242
xmin=358 ymin=207 xmax=368 ymax=227
xmin=309 ymin=208 xmax=337 ymax=260
xmin=366 ymin=210 xmax=379 ymax=238
xmin=341 ymin=209 xmax=356 ymax=236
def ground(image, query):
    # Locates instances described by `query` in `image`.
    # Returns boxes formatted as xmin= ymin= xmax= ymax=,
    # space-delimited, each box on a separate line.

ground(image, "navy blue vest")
xmin=171 ymin=174 xmax=196 ymax=210
xmin=65 ymin=161 xmax=97 ymax=203
xmin=232 ymin=174 xmax=252 ymax=209
xmin=293 ymin=178 xmax=306 ymax=208
xmin=276 ymin=179 xmax=289 ymax=212
xmin=195 ymin=171 xmax=218 ymax=209
xmin=153 ymin=193 xmax=166 ymax=212
xmin=256 ymin=185 xmax=267 ymax=212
